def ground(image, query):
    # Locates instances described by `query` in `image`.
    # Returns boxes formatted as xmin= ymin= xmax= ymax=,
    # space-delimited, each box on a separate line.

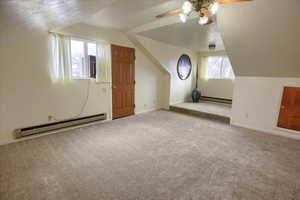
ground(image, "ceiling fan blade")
xmin=215 ymin=0 xmax=252 ymax=3
xmin=156 ymin=8 xmax=182 ymax=18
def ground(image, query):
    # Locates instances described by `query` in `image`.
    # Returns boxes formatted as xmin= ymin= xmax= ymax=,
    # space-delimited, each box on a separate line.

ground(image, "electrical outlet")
xmin=48 ymin=115 xmax=53 ymax=121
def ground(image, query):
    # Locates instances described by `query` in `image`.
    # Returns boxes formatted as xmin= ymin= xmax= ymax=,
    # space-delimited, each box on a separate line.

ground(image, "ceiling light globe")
xmin=209 ymin=2 xmax=219 ymax=15
xmin=199 ymin=16 xmax=209 ymax=25
xmin=179 ymin=13 xmax=187 ymax=23
xmin=182 ymin=1 xmax=192 ymax=14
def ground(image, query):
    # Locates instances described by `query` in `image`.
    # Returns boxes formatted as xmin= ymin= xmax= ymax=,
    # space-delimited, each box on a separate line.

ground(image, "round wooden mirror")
xmin=177 ymin=54 xmax=192 ymax=80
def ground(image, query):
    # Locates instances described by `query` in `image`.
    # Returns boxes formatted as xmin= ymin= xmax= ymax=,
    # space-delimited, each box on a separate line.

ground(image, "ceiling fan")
xmin=156 ymin=0 xmax=252 ymax=25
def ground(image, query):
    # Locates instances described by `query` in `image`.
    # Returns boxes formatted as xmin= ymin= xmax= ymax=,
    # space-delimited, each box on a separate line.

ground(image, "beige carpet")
xmin=1 ymin=110 xmax=300 ymax=200
xmin=173 ymin=102 xmax=231 ymax=118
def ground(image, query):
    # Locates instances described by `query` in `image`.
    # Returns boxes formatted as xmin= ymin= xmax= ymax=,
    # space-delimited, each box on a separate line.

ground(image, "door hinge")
xmin=134 ymin=80 xmax=136 ymax=84
xmin=133 ymin=104 xmax=136 ymax=108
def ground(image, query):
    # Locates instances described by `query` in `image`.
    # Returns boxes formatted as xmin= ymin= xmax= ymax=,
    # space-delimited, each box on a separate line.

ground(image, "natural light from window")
xmin=206 ymin=56 xmax=235 ymax=80
xmin=71 ymin=39 xmax=97 ymax=79
xmin=71 ymin=40 xmax=85 ymax=79
xmin=88 ymin=43 xmax=96 ymax=56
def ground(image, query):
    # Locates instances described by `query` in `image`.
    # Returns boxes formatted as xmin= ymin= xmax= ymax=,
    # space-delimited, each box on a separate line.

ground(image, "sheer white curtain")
xmin=205 ymin=56 xmax=235 ymax=80
xmin=50 ymin=33 xmax=71 ymax=81
xmin=200 ymin=56 xmax=208 ymax=80
xmin=96 ymin=42 xmax=111 ymax=83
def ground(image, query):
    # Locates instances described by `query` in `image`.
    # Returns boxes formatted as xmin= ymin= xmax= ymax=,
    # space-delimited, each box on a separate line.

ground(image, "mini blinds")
xmin=205 ymin=56 xmax=235 ymax=80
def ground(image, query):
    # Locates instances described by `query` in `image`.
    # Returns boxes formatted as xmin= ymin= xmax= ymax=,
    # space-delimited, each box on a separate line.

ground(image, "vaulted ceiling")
xmin=138 ymin=18 xmax=224 ymax=52
xmin=84 ymin=0 xmax=224 ymax=51
xmin=0 ymin=0 xmax=225 ymax=52
xmin=84 ymin=0 xmax=182 ymax=30
xmin=2 ymin=0 xmax=299 ymax=77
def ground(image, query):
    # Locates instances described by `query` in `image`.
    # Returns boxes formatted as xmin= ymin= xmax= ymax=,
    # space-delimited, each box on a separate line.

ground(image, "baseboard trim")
xmin=135 ymin=108 xmax=160 ymax=115
xmin=231 ymin=122 xmax=300 ymax=140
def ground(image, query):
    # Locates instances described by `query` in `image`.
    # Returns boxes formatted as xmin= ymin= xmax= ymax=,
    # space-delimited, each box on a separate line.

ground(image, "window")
xmin=70 ymin=38 xmax=97 ymax=79
xmin=88 ymin=43 xmax=97 ymax=79
xmin=206 ymin=56 xmax=235 ymax=80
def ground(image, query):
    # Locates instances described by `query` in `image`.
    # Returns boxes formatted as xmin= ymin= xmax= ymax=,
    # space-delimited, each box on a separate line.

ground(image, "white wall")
xmin=136 ymin=35 xmax=197 ymax=104
xmin=218 ymin=0 xmax=300 ymax=77
xmin=135 ymin=50 xmax=169 ymax=113
xmin=59 ymin=24 xmax=170 ymax=113
xmin=198 ymin=79 xmax=234 ymax=99
xmin=0 ymin=23 xmax=169 ymax=144
xmin=231 ymin=77 xmax=300 ymax=140
xmin=198 ymin=51 xmax=234 ymax=100
xmin=216 ymin=0 xmax=300 ymax=139
xmin=0 ymin=61 xmax=3 ymax=140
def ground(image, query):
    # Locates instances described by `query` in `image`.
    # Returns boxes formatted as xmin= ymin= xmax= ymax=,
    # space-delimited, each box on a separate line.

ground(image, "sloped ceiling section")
xmin=85 ymin=0 xmax=182 ymax=30
xmin=139 ymin=18 xmax=225 ymax=52
xmin=218 ymin=0 xmax=300 ymax=77
xmin=84 ymin=0 xmax=224 ymax=52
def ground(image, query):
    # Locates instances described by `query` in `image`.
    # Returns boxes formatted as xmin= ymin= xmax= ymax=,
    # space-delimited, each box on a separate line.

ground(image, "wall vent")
xmin=15 ymin=113 xmax=107 ymax=139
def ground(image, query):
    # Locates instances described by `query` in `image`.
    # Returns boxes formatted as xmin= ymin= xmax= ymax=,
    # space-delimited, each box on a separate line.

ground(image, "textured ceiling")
xmin=0 ymin=0 xmax=225 ymax=52
xmin=84 ymin=0 xmax=224 ymax=52
xmin=0 ymin=0 xmax=116 ymax=34
xmin=138 ymin=19 xmax=225 ymax=52
xmin=84 ymin=0 xmax=183 ymax=30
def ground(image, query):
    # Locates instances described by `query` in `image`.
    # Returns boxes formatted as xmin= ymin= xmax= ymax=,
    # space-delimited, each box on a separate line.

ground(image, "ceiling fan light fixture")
xmin=182 ymin=1 xmax=193 ymax=14
xmin=199 ymin=15 xmax=209 ymax=25
xmin=179 ymin=13 xmax=187 ymax=23
xmin=209 ymin=2 xmax=219 ymax=15
xmin=157 ymin=0 xmax=252 ymax=25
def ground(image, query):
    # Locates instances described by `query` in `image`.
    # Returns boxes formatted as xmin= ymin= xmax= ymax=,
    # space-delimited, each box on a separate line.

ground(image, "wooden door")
xmin=278 ymin=87 xmax=300 ymax=131
xmin=111 ymin=45 xmax=135 ymax=119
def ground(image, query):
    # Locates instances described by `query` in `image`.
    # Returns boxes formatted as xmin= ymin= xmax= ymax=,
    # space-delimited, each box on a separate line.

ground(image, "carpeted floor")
xmin=1 ymin=110 xmax=300 ymax=200
xmin=173 ymin=102 xmax=232 ymax=118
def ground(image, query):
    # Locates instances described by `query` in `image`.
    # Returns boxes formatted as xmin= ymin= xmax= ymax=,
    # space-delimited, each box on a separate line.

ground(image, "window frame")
xmin=70 ymin=37 xmax=97 ymax=80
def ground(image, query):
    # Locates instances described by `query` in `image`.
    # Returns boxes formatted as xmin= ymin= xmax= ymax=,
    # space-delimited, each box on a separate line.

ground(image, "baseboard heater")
xmin=15 ymin=113 xmax=107 ymax=139
xmin=200 ymin=96 xmax=232 ymax=105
